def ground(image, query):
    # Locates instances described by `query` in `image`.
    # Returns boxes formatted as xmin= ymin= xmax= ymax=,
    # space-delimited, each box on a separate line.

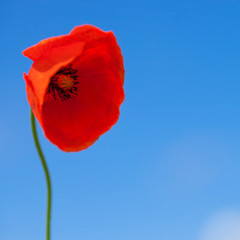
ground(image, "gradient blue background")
xmin=1 ymin=0 xmax=240 ymax=239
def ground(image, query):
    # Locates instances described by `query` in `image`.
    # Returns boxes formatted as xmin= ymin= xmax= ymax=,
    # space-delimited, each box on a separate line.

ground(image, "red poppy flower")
xmin=23 ymin=25 xmax=125 ymax=152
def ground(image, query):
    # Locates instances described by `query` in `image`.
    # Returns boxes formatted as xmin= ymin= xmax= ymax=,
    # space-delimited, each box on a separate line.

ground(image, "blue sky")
xmin=1 ymin=0 xmax=240 ymax=239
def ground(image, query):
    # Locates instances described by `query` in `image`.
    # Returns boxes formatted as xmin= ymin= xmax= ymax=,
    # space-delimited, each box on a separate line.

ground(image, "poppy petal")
xmin=25 ymin=41 xmax=85 ymax=107
xmin=22 ymin=25 xmax=109 ymax=61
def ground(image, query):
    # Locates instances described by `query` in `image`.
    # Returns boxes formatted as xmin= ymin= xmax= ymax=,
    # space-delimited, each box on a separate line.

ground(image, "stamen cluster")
xmin=47 ymin=64 xmax=79 ymax=101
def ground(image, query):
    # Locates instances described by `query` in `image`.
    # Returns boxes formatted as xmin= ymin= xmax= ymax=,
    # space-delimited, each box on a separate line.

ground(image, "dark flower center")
xmin=46 ymin=64 xmax=79 ymax=101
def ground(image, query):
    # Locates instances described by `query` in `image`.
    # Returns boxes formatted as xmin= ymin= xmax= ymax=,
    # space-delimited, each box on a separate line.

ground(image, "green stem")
xmin=31 ymin=110 xmax=52 ymax=240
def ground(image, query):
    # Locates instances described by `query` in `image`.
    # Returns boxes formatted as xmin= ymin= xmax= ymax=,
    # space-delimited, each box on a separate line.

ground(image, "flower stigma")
xmin=56 ymin=74 xmax=74 ymax=91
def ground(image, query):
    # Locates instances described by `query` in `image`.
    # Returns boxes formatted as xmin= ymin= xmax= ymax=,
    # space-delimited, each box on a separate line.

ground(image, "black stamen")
xmin=46 ymin=64 xmax=79 ymax=101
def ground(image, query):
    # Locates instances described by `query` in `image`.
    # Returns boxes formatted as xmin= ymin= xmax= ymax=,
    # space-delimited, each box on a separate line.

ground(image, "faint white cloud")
xmin=161 ymin=130 xmax=227 ymax=191
xmin=199 ymin=209 xmax=240 ymax=240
